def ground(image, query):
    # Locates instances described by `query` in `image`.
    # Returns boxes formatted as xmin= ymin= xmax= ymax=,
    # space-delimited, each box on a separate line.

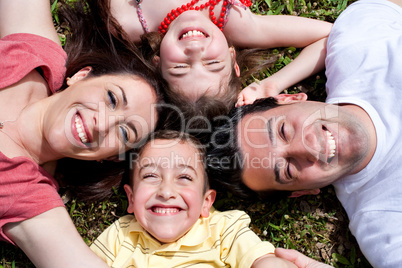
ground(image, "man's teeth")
xmin=153 ymin=207 xmax=180 ymax=214
xmin=326 ymin=130 xmax=336 ymax=158
xmin=181 ymin=30 xmax=205 ymax=39
xmin=75 ymin=115 xmax=88 ymax=143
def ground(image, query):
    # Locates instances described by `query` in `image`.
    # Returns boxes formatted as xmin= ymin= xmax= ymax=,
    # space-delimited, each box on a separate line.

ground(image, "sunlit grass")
xmin=0 ymin=0 xmax=371 ymax=267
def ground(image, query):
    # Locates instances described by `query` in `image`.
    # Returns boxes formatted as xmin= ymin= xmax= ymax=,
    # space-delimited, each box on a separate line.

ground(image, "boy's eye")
xmin=107 ymin=90 xmax=117 ymax=109
xmin=207 ymin=60 xmax=220 ymax=65
xmin=179 ymin=175 xmax=192 ymax=181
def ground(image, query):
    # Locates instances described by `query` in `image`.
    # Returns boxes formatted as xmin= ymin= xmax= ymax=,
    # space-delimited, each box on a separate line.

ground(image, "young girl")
xmin=71 ymin=0 xmax=331 ymax=126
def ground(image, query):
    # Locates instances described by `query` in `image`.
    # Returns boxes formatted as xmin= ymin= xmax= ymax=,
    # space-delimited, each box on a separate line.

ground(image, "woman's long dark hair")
xmin=54 ymin=0 xmax=166 ymax=202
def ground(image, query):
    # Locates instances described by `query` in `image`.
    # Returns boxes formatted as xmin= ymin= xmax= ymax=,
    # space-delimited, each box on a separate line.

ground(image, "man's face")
xmin=237 ymin=101 xmax=373 ymax=192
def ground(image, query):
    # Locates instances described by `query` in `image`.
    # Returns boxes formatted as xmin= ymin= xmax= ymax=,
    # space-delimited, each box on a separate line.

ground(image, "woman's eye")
xmin=107 ymin=90 xmax=117 ymax=109
xmin=119 ymin=126 xmax=129 ymax=143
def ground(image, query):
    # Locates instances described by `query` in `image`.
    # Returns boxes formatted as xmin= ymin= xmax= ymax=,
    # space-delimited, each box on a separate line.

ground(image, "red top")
xmin=0 ymin=33 xmax=67 ymax=244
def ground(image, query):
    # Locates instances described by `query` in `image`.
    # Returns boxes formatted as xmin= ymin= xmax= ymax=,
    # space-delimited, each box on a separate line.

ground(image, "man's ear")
xmin=274 ymin=93 xmax=308 ymax=104
xmin=124 ymin=184 xmax=135 ymax=213
xmin=67 ymin=66 xmax=92 ymax=86
xmin=153 ymin=55 xmax=160 ymax=67
xmin=201 ymin=189 xmax=217 ymax=218
xmin=289 ymin=188 xmax=320 ymax=198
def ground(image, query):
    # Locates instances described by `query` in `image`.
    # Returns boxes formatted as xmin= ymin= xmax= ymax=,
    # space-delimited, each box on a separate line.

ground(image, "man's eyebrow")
xmin=274 ymin=162 xmax=281 ymax=184
xmin=267 ymin=118 xmax=276 ymax=147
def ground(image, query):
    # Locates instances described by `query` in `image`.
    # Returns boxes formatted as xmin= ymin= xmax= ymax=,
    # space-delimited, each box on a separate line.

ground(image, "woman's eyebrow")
xmin=115 ymin=84 xmax=128 ymax=106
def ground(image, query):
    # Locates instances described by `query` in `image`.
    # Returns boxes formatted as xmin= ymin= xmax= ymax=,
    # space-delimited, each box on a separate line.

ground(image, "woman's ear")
xmin=66 ymin=66 xmax=92 ymax=86
xmin=200 ymin=189 xmax=217 ymax=218
xmin=153 ymin=55 xmax=160 ymax=67
xmin=124 ymin=184 xmax=135 ymax=213
xmin=274 ymin=93 xmax=308 ymax=104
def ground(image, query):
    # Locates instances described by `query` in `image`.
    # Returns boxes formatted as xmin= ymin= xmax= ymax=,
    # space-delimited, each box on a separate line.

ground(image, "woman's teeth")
xmin=75 ymin=115 xmax=88 ymax=143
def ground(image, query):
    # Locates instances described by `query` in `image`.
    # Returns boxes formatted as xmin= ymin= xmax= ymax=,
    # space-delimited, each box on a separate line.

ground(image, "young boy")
xmin=90 ymin=130 xmax=296 ymax=267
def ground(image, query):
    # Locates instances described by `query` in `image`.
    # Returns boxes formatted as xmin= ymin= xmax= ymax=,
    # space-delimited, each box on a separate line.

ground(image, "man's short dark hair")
xmin=207 ymin=97 xmax=280 ymax=199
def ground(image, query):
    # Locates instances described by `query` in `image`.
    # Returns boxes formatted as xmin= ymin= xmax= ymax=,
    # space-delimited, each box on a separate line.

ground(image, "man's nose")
xmin=288 ymin=138 xmax=320 ymax=163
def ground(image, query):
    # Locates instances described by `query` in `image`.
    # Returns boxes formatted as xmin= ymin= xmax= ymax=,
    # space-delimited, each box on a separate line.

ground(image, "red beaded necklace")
xmin=158 ymin=0 xmax=252 ymax=34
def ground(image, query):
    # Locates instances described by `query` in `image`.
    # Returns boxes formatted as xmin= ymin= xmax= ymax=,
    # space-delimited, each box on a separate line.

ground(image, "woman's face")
xmin=158 ymin=11 xmax=239 ymax=102
xmin=43 ymin=68 xmax=158 ymax=160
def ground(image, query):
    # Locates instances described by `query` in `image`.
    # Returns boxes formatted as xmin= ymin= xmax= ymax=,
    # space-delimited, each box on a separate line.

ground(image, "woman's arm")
xmin=4 ymin=207 xmax=109 ymax=268
xmin=0 ymin=0 xmax=60 ymax=45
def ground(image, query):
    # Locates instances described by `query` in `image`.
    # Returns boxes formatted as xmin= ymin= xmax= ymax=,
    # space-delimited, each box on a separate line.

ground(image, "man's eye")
xmin=280 ymin=122 xmax=286 ymax=141
xmin=108 ymin=90 xmax=117 ymax=109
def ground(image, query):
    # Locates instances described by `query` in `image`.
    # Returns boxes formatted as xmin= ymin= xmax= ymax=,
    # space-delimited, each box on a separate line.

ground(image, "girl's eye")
xmin=143 ymin=173 xmax=158 ymax=180
xmin=174 ymin=64 xmax=188 ymax=69
xmin=107 ymin=90 xmax=117 ymax=109
xmin=119 ymin=126 xmax=129 ymax=143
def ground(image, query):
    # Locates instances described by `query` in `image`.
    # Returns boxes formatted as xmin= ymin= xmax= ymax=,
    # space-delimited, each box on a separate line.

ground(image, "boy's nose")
xmin=157 ymin=181 xmax=177 ymax=200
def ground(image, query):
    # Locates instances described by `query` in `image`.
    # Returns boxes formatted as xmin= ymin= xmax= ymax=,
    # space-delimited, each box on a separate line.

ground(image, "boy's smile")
xmin=125 ymin=139 xmax=215 ymax=244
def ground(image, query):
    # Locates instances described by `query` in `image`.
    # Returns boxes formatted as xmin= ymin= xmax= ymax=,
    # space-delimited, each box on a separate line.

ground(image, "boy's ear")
xmin=124 ymin=184 xmax=135 ymax=213
xmin=289 ymin=188 xmax=320 ymax=198
xmin=201 ymin=189 xmax=217 ymax=218
xmin=274 ymin=93 xmax=308 ymax=104
xmin=67 ymin=66 xmax=92 ymax=86
xmin=153 ymin=55 xmax=160 ymax=67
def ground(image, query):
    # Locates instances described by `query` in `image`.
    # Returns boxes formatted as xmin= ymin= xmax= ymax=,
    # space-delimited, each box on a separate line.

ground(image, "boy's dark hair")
xmin=127 ymin=130 xmax=210 ymax=193
xmin=207 ymin=97 xmax=281 ymax=199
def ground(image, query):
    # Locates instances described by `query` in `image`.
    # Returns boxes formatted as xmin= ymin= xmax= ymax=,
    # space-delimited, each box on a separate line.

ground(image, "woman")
xmin=0 ymin=1 xmax=163 ymax=267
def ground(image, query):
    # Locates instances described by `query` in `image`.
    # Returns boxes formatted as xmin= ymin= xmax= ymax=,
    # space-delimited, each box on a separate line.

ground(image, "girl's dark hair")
xmin=140 ymin=32 xmax=242 ymax=144
xmin=55 ymin=1 xmax=167 ymax=202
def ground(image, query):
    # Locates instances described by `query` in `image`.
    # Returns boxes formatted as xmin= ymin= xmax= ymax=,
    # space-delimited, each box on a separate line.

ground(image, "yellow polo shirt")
xmin=90 ymin=208 xmax=275 ymax=267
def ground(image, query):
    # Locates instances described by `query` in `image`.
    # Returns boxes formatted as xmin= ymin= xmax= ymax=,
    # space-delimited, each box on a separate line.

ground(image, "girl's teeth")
xmin=181 ymin=30 xmax=205 ymax=39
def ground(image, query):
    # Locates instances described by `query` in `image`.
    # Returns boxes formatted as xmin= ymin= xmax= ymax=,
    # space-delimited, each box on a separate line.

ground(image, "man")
xmin=208 ymin=0 xmax=402 ymax=267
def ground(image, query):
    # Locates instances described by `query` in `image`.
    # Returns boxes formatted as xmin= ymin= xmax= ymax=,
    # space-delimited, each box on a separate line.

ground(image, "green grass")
xmin=1 ymin=0 xmax=372 ymax=267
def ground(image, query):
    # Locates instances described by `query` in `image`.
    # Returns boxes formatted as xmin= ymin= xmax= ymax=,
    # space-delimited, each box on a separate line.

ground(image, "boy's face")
xmin=125 ymin=139 xmax=216 ymax=243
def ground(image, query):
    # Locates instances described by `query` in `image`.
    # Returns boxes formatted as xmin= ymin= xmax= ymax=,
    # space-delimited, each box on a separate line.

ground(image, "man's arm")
xmin=4 ymin=207 xmax=109 ymax=268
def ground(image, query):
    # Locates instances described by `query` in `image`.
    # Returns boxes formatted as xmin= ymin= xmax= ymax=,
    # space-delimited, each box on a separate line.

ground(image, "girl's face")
xmin=43 ymin=68 xmax=158 ymax=160
xmin=158 ymin=11 xmax=240 ymax=102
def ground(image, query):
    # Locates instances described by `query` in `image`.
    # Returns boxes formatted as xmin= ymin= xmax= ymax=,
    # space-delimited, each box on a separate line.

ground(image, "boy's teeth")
xmin=153 ymin=207 xmax=179 ymax=214
xmin=75 ymin=115 xmax=88 ymax=143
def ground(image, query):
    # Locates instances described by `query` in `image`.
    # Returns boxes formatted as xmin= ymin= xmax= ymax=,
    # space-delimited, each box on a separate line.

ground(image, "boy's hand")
xmin=235 ymin=79 xmax=280 ymax=107
xmin=275 ymin=248 xmax=333 ymax=268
